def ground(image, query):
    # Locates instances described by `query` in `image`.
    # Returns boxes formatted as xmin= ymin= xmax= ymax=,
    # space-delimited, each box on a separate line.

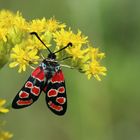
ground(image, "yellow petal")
xmin=10 ymin=54 xmax=18 ymax=59
xmin=9 ymin=62 xmax=18 ymax=68
xmin=94 ymin=74 xmax=101 ymax=81
xmin=18 ymin=66 xmax=22 ymax=73
xmin=87 ymin=74 xmax=92 ymax=79
xmin=0 ymin=107 xmax=9 ymax=113
xmin=22 ymin=64 xmax=26 ymax=71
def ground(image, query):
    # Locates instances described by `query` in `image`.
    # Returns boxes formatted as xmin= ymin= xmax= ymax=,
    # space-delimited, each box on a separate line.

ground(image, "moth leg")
xmin=40 ymin=53 xmax=45 ymax=59
xmin=59 ymin=56 xmax=72 ymax=62
xmin=29 ymin=64 xmax=35 ymax=70
xmin=60 ymin=64 xmax=74 ymax=69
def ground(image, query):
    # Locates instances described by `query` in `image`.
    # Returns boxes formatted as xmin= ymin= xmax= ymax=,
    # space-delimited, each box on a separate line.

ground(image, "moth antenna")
xmin=54 ymin=43 xmax=72 ymax=54
xmin=30 ymin=32 xmax=52 ymax=54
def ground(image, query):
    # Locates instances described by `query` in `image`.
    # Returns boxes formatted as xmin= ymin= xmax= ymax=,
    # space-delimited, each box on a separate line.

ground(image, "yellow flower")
xmin=46 ymin=17 xmax=66 ymax=32
xmin=0 ymin=9 xmax=107 ymax=80
xmin=0 ymin=10 xmax=15 ymax=29
xmin=27 ymin=32 xmax=52 ymax=51
xmin=29 ymin=18 xmax=47 ymax=33
xmin=0 ymin=10 xmax=28 ymax=44
xmin=9 ymin=44 xmax=40 ymax=72
xmin=0 ymin=99 xmax=9 ymax=114
xmin=88 ymin=46 xmax=105 ymax=61
xmin=0 ymin=10 xmax=14 ymax=42
xmin=0 ymin=130 xmax=13 ymax=140
xmin=53 ymin=29 xmax=88 ymax=47
xmin=29 ymin=17 xmax=65 ymax=33
xmin=66 ymin=46 xmax=89 ymax=60
xmin=13 ymin=11 xmax=28 ymax=31
xmin=84 ymin=60 xmax=107 ymax=81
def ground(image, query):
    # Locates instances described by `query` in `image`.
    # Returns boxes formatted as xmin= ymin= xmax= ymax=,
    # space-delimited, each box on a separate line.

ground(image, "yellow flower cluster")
xmin=0 ymin=9 xmax=107 ymax=81
xmin=0 ymin=130 xmax=13 ymax=140
xmin=0 ymin=99 xmax=13 ymax=140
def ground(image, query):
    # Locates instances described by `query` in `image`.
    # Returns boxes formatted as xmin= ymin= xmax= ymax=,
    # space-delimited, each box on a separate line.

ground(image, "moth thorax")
xmin=48 ymin=53 xmax=56 ymax=59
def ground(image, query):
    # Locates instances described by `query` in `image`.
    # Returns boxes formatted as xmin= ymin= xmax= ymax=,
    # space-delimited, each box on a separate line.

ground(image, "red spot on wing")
xmin=31 ymin=67 xmax=44 ymax=81
xmin=25 ymin=81 xmax=33 ymax=88
xmin=19 ymin=91 xmax=29 ymax=98
xmin=58 ymin=87 xmax=65 ymax=93
xmin=31 ymin=86 xmax=40 ymax=96
xmin=48 ymin=101 xmax=63 ymax=111
xmin=17 ymin=99 xmax=33 ymax=106
xmin=56 ymin=97 xmax=66 ymax=104
xmin=31 ymin=67 xmax=41 ymax=76
xmin=51 ymin=70 xmax=64 ymax=83
xmin=47 ymin=89 xmax=58 ymax=97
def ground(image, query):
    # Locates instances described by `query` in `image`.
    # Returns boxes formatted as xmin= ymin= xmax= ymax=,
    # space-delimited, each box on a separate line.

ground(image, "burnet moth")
xmin=12 ymin=32 xmax=72 ymax=115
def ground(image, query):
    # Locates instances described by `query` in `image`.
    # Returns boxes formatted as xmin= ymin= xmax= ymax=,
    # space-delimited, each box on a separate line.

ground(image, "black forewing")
xmin=12 ymin=66 xmax=45 ymax=109
xmin=43 ymin=70 xmax=67 ymax=115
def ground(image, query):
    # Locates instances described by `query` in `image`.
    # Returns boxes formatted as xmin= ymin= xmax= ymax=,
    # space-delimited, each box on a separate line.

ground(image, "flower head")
xmin=29 ymin=17 xmax=65 ymax=33
xmin=0 ymin=10 xmax=15 ymax=29
xmin=87 ymin=46 xmax=105 ymax=61
xmin=84 ymin=61 xmax=107 ymax=80
xmin=66 ymin=46 xmax=89 ymax=60
xmin=13 ymin=11 xmax=28 ymax=31
xmin=46 ymin=17 xmax=66 ymax=32
xmin=81 ymin=46 xmax=107 ymax=80
xmin=29 ymin=18 xmax=47 ymax=33
xmin=53 ymin=29 xmax=88 ymax=47
xmin=9 ymin=44 xmax=40 ymax=72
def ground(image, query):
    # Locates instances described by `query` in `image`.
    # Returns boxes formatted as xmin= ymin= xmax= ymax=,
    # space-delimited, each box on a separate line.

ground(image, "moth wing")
xmin=43 ymin=70 xmax=67 ymax=115
xmin=12 ymin=66 xmax=45 ymax=109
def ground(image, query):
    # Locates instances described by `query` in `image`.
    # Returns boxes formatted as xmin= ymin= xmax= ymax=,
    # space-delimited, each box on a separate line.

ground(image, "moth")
xmin=12 ymin=32 xmax=72 ymax=115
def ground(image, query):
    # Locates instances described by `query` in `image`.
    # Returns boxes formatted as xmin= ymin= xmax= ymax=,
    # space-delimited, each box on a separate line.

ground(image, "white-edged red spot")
xmin=17 ymin=99 xmax=33 ymax=106
xmin=25 ymin=81 xmax=33 ymax=88
xmin=51 ymin=70 xmax=64 ymax=83
xmin=31 ymin=86 xmax=40 ymax=96
xmin=47 ymin=89 xmax=58 ymax=97
xmin=31 ymin=67 xmax=44 ymax=82
xmin=19 ymin=91 xmax=29 ymax=98
xmin=48 ymin=101 xmax=63 ymax=111
xmin=56 ymin=97 xmax=66 ymax=104
xmin=58 ymin=86 xmax=65 ymax=93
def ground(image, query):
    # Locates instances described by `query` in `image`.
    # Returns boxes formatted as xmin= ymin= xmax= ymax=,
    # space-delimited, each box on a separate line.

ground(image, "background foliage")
xmin=0 ymin=0 xmax=140 ymax=140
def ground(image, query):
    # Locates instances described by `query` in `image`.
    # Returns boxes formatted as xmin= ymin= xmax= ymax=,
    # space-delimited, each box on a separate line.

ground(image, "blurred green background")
xmin=0 ymin=0 xmax=140 ymax=140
